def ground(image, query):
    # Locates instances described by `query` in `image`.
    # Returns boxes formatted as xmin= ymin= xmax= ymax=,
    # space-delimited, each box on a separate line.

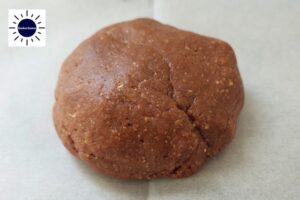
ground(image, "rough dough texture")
xmin=53 ymin=18 xmax=244 ymax=179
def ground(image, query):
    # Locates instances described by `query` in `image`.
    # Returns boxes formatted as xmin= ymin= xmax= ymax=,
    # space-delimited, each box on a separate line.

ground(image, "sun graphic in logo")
xmin=8 ymin=9 xmax=46 ymax=47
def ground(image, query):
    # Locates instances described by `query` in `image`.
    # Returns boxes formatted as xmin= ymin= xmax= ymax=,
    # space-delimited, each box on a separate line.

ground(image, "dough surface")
xmin=53 ymin=18 xmax=244 ymax=179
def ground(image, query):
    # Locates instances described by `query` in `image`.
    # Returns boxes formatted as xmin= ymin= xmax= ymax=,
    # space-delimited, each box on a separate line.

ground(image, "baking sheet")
xmin=0 ymin=0 xmax=299 ymax=199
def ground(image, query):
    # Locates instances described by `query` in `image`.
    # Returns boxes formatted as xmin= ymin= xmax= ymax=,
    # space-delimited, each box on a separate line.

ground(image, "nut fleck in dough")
xmin=53 ymin=18 xmax=244 ymax=180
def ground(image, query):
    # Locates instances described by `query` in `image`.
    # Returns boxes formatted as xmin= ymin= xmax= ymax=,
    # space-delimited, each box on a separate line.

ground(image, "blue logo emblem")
xmin=8 ymin=9 xmax=46 ymax=47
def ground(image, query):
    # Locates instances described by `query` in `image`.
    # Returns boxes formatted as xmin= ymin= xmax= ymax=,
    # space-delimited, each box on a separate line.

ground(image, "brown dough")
xmin=53 ymin=18 xmax=244 ymax=179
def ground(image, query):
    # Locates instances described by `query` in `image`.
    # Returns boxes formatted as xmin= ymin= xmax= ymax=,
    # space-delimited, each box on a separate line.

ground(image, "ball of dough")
xmin=53 ymin=18 xmax=244 ymax=179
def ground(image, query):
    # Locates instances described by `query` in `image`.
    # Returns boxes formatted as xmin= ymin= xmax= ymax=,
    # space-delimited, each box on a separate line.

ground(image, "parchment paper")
xmin=0 ymin=0 xmax=299 ymax=199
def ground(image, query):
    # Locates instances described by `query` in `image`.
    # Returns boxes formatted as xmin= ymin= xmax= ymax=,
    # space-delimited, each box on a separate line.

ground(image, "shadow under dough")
xmin=73 ymin=158 xmax=149 ymax=200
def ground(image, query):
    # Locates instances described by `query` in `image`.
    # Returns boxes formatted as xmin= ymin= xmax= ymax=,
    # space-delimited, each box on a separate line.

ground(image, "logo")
xmin=8 ymin=9 xmax=46 ymax=47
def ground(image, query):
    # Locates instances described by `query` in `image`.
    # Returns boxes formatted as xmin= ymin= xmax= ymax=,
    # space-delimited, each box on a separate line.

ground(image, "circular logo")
xmin=17 ymin=19 xmax=36 ymax=37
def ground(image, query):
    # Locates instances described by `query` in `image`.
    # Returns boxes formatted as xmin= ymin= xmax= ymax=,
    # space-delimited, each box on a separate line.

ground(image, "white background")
xmin=0 ymin=0 xmax=299 ymax=200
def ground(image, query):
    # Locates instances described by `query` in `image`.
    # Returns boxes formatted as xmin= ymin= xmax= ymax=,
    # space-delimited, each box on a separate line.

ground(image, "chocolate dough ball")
xmin=53 ymin=18 xmax=244 ymax=179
